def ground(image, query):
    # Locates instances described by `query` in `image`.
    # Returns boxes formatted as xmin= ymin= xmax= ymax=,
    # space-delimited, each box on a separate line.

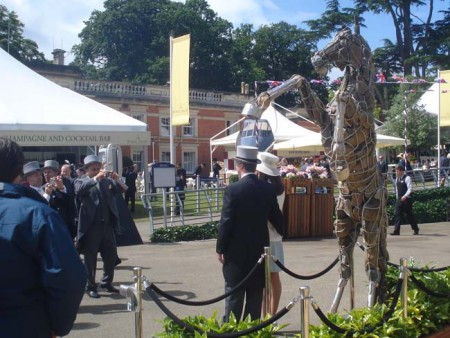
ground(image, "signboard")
xmin=151 ymin=162 xmax=176 ymax=188
xmin=2 ymin=131 xmax=151 ymax=146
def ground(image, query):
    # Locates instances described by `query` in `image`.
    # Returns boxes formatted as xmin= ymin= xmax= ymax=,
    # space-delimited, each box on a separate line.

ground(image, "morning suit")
xmin=216 ymin=173 xmax=284 ymax=321
xmin=74 ymin=175 xmax=120 ymax=291
xmin=48 ymin=177 xmax=77 ymax=238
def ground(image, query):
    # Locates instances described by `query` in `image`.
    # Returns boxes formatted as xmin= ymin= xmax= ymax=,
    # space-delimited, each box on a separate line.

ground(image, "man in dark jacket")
xmin=216 ymin=146 xmax=284 ymax=322
xmin=0 ymin=138 xmax=86 ymax=338
xmin=75 ymin=155 xmax=122 ymax=298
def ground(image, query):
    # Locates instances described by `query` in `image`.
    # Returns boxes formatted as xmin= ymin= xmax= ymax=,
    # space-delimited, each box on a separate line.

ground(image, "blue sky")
xmin=2 ymin=0 xmax=448 ymax=68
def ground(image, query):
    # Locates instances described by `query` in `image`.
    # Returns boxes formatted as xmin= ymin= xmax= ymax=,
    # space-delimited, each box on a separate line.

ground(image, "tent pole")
xmin=169 ymin=34 xmax=175 ymax=165
xmin=438 ymin=70 xmax=441 ymax=182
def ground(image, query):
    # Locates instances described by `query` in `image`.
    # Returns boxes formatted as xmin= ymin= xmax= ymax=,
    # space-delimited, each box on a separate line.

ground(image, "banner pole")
xmin=169 ymin=34 xmax=175 ymax=165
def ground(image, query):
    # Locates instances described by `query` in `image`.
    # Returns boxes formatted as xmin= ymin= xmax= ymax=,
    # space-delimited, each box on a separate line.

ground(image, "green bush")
xmin=154 ymin=266 xmax=450 ymax=337
xmin=228 ymin=174 xmax=239 ymax=184
xmin=150 ymin=222 xmax=218 ymax=243
xmin=387 ymin=186 xmax=450 ymax=224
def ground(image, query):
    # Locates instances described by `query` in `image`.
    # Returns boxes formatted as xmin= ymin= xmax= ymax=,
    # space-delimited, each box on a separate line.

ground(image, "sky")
xmin=2 ymin=0 xmax=448 ymax=70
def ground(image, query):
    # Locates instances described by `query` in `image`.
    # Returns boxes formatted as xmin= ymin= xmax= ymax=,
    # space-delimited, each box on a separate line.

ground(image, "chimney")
xmin=52 ymin=49 xmax=66 ymax=65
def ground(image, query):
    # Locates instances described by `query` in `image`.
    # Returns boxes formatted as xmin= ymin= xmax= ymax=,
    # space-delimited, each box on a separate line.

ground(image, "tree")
xmin=0 ymin=5 xmax=45 ymax=63
xmin=383 ymin=85 xmax=437 ymax=150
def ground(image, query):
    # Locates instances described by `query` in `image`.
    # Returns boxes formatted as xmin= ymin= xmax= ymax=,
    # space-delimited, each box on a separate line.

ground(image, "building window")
xmin=132 ymin=151 xmax=142 ymax=170
xmin=160 ymin=117 xmax=170 ymax=136
xmin=226 ymin=120 xmax=239 ymax=135
xmin=183 ymin=151 xmax=196 ymax=173
xmin=183 ymin=118 xmax=195 ymax=137
xmin=161 ymin=151 xmax=171 ymax=163
xmin=132 ymin=113 xmax=144 ymax=122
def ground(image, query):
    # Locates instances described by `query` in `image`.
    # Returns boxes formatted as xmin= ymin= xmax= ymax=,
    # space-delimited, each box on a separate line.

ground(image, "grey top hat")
xmin=43 ymin=160 xmax=59 ymax=171
xmin=23 ymin=161 xmax=41 ymax=177
xmin=83 ymin=155 xmax=102 ymax=168
xmin=233 ymin=146 xmax=261 ymax=164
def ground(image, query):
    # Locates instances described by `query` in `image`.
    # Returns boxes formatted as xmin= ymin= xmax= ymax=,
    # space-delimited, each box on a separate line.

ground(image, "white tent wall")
xmin=0 ymin=48 xmax=150 ymax=146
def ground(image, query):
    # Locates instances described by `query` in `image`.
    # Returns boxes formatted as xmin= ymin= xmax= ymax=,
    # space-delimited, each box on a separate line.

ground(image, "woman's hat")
xmin=257 ymin=152 xmax=280 ymax=176
xmin=83 ymin=155 xmax=102 ymax=168
xmin=43 ymin=160 xmax=59 ymax=171
xmin=23 ymin=161 xmax=41 ymax=177
xmin=233 ymin=146 xmax=261 ymax=164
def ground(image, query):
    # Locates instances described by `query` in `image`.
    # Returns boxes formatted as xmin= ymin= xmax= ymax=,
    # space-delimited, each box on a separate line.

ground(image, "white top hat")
xmin=257 ymin=152 xmax=280 ymax=177
xmin=43 ymin=160 xmax=59 ymax=171
xmin=23 ymin=161 xmax=41 ymax=177
xmin=233 ymin=146 xmax=261 ymax=164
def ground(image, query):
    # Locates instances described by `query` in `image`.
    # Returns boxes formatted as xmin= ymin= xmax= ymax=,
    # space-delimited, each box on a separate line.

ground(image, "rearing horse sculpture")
xmin=257 ymin=25 xmax=389 ymax=312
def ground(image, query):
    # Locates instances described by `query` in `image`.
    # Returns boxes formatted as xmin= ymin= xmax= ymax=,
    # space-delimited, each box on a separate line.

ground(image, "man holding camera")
xmin=42 ymin=160 xmax=77 ymax=238
xmin=75 ymin=155 xmax=123 ymax=298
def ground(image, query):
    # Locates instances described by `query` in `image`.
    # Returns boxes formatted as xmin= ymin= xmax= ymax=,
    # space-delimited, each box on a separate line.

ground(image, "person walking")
xmin=377 ymin=155 xmax=388 ymax=174
xmin=74 ymin=155 xmax=123 ymax=298
xmin=0 ymin=138 xmax=86 ymax=338
xmin=175 ymin=162 xmax=187 ymax=215
xmin=390 ymin=165 xmax=420 ymax=236
xmin=212 ymin=158 xmax=222 ymax=179
xmin=123 ymin=164 xmax=138 ymax=212
xmin=216 ymin=146 xmax=284 ymax=322
xmin=256 ymin=152 xmax=285 ymax=317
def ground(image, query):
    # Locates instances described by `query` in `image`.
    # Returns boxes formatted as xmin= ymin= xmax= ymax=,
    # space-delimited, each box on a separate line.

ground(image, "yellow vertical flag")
xmin=439 ymin=70 xmax=450 ymax=127
xmin=171 ymin=34 xmax=190 ymax=126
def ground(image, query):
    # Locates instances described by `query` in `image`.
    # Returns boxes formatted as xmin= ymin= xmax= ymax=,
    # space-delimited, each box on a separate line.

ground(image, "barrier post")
xmin=400 ymin=258 xmax=408 ymax=318
xmin=350 ymin=251 xmax=355 ymax=310
xmin=299 ymin=286 xmax=310 ymax=338
xmin=134 ymin=267 xmax=143 ymax=338
xmin=264 ymin=247 xmax=271 ymax=316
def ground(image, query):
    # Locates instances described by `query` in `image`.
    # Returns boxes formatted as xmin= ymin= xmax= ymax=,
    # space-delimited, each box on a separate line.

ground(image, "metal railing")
xmin=141 ymin=186 xmax=225 ymax=234
xmin=384 ymin=167 xmax=450 ymax=193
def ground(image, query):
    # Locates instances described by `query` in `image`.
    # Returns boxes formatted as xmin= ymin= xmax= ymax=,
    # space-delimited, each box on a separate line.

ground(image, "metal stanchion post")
xmin=300 ymin=286 xmax=310 ymax=338
xmin=264 ymin=247 xmax=271 ymax=317
xmin=400 ymin=258 xmax=408 ymax=318
xmin=134 ymin=267 xmax=143 ymax=338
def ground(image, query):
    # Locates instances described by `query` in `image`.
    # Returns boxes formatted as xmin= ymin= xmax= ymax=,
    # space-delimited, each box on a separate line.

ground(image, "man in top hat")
xmin=0 ymin=138 xmax=86 ymax=337
xmin=216 ymin=146 xmax=284 ymax=322
xmin=74 ymin=155 xmax=123 ymax=298
xmin=22 ymin=161 xmax=48 ymax=200
xmin=42 ymin=160 xmax=77 ymax=238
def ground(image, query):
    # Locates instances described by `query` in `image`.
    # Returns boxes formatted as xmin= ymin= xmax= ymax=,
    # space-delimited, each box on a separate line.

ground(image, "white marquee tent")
xmin=0 ymin=48 xmax=150 ymax=146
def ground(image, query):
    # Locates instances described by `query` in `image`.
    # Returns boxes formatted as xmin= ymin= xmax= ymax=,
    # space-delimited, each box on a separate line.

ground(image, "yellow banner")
xmin=171 ymin=34 xmax=190 ymax=126
xmin=440 ymin=70 xmax=450 ymax=127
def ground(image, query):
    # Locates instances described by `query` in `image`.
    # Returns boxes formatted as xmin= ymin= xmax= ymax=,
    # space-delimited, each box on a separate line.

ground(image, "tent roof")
xmin=211 ymin=105 xmax=317 ymax=146
xmin=417 ymin=82 xmax=439 ymax=116
xmin=0 ymin=48 xmax=150 ymax=146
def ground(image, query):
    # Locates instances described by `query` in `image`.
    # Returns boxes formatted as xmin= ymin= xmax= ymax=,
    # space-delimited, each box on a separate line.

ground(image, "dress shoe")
xmin=115 ymin=257 xmax=122 ymax=266
xmin=390 ymin=232 xmax=400 ymax=236
xmin=87 ymin=290 xmax=100 ymax=298
xmin=413 ymin=230 xmax=419 ymax=235
xmin=100 ymin=284 xmax=119 ymax=293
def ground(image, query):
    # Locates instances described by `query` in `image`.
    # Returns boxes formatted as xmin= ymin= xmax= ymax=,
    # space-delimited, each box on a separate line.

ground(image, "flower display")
xmin=280 ymin=164 xmax=328 ymax=179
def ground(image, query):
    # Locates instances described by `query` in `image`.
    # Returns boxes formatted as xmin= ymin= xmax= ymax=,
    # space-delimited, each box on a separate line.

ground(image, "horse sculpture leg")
xmin=330 ymin=207 xmax=359 ymax=313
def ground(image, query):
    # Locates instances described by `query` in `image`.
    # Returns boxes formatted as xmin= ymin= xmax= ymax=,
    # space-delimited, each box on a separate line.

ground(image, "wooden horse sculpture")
xmin=257 ymin=25 xmax=389 ymax=312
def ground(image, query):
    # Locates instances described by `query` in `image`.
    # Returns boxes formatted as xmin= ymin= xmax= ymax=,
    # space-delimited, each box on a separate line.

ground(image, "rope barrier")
xmin=357 ymin=241 xmax=450 ymax=272
xmin=146 ymin=285 xmax=290 ymax=338
xmin=311 ymin=277 xmax=404 ymax=336
xmin=149 ymin=258 xmax=263 ymax=306
xmin=409 ymin=273 xmax=450 ymax=298
xmin=273 ymin=255 xmax=340 ymax=280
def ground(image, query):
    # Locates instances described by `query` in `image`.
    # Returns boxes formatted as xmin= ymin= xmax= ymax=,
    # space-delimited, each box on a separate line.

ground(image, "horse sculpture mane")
xmin=256 ymin=26 xmax=389 ymax=312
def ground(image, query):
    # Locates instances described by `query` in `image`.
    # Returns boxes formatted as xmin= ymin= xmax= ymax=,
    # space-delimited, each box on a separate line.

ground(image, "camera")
xmin=50 ymin=178 xmax=56 ymax=185
xmin=105 ymin=172 xmax=112 ymax=178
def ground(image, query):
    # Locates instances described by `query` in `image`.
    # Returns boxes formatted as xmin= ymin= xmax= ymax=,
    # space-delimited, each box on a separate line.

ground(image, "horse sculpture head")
xmin=311 ymin=26 xmax=372 ymax=76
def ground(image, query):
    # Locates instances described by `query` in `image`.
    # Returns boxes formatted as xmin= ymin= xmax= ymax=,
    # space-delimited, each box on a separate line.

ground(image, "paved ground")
xmin=67 ymin=221 xmax=450 ymax=337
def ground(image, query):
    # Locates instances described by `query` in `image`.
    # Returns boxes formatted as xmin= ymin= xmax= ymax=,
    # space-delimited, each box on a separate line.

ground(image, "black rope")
xmin=312 ymin=277 xmax=404 ymax=336
xmin=273 ymin=255 xmax=339 ymax=280
xmin=147 ymin=285 xmax=290 ymax=338
xmin=149 ymin=259 xmax=263 ymax=306
xmin=410 ymin=273 xmax=450 ymax=298
xmin=387 ymin=261 xmax=450 ymax=273
xmin=356 ymin=242 xmax=450 ymax=273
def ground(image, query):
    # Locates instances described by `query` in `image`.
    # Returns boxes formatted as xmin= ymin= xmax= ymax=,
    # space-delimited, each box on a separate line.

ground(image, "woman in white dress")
xmin=256 ymin=152 xmax=285 ymax=317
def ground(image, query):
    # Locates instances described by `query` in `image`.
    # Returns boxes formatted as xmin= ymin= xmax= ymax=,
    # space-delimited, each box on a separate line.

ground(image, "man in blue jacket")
xmin=0 ymin=138 xmax=86 ymax=338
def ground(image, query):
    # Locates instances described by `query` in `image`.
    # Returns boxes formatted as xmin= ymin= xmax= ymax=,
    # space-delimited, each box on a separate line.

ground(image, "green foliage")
xmin=386 ymin=187 xmax=450 ymax=224
xmin=0 ymin=5 xmax=45 ymax=62
xmin=155 ymin=311 xmax=288 ymax=337
xmin=228 ymin=174 xmax=239 ymax=184
xmin=150 ymin=221 xmax=218 ymax=243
